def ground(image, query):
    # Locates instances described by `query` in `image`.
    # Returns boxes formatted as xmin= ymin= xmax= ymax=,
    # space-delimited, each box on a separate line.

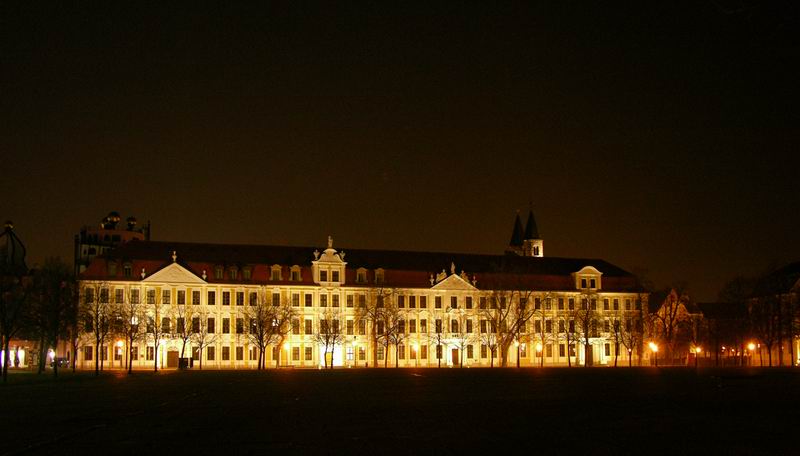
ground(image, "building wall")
xmin=75 ymin=277 xmax=646 ymax=369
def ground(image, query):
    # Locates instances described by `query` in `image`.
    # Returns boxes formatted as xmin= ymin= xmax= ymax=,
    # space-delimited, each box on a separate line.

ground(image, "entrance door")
xmin=451 ymin=349 xmax=459 ymax=366
xmin=167 ymin=350 xmax=179 ymax=368
xmin=586 ymin=346 xmax=594 ymax=366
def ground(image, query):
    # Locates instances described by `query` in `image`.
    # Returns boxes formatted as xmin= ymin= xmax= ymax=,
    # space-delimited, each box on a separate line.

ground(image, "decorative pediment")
xmin=142 ymin=263 xmax=206 ymax=284
xmin=431 ymin=274 xmax=477 ymax=291
xmin=574 ymin=265 xmax=603 ymax=276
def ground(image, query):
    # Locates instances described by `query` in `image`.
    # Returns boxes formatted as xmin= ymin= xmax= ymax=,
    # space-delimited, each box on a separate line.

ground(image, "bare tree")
xmin=190 ymin=306 xmax=217 ymax=370
xmin=313 ymin=307 xmax=345 ymax=369
xmin=82 ymin=282 xmax=113 ymax=375
xmin=650 ymin=287 xmax=693 ymax=364
xmin=446 ymin=308 xmax=477 ymax=368
xmin=427 ymin=311 xmax=448 ymax=368
xmin=479 ymin=286 xmax=535 ymax=368
xmin=1 ymin=270 xmax=32 ymax=382
xmin=620 ymin=313 xmax=642 ymax=368
xmin=173 ymin=300 xmax=194 ymax=367
xmin=355 ymin=287 xmax=394 ymax=368
xmin=145 ymin=288 xmax=168 ymax=372
xmin=556 ymin=300 xmax=577 ymax=367
xmin=750 ymin=294 xmax=781 ymax=366
xmin=572 ymin=291 xmax=600 ymax=367
xmin=30 ymin=259 xmax=77 ymax=378
xmin=116 ymin=287 xmax=145 ymax=373
xmin=268 ymin=293 xmax=298 ymax=369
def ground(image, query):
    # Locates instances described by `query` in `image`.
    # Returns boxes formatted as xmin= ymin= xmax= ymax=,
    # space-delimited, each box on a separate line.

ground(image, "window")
xmin=450 ymin=319 xmax=458 ymax=333
xmin=291 ymin=268 xmax=301 ymax=281
xmin=356 ymin=269 xmax=367 ymax=283
xmin=332 ymin=270 xmax=339 ymax=282
xmin=398 ymin=345 xmax=405 ymax=360
xmin=359 ymin=347 xmax=366 ymax=361
xmin=534 ymin=298 xmax=541 ymax=310
xmin=435 ymin=319 xmax=442 ymax=334
xmin=229 ymin=268 xmax=238 ymax=280
xmin=177 ymin=290 xmax=185 ymax=305
xmin=332 ymin=295 xmax=339 ymax=307
xmin=236 ymin=346 xmax=244 ymax=361
xmin=161 ymin=317 xmax=170 ymax=333
xmin=131 ymin=289 xmax=140 ymax=304
xmin=568 ymin=298 xmax=575 ymax=310
xmin=467 ymin=345 xmax=474 ymax=359
xmin=108 ymin=262 xmax=117 ymax=276
xmin=559 ymin=344 xmax=566 ymax=357
xmin=603 ymin=299 xmax=610 ymax=310
xmin=208 ymin=318 xmax=215 ymax=333
xmin=123 ymin=263 xmax=132 ymax=277
xmin=319 ymin=270 xmax=328 ymax=282
xmin=191 ymin=317 xmax=200 ymax=333
xmin=208 ymin=291 xmax=216 ymax=306
xmin=605 ymin=343 xmax=611 ymax=356
xmin=222 ymin=291 xmax=230 ymax=306
xmin=100 ymin=288 xmax=109 ymax=303
xmin=236 ymin=318 xmax=244 ymax=334
xmin=375 ymin=269 xmax=384 ymax=284
xmin=222 ymin=318 xmax=230 ymax=334
xmin=249 ymin=348 xmax=256 ymax=361
xmin=481 ymin=344 xmax=487 ymax=358
xmin=291 ymin=319 xmax=300 ymax=335
xmin=377 ymin=346 xmax=385 ymax=360
xmin=613 ymin=299 xmax=619 ymax=311
xmin=450 ymin=296 xmax=458 ymax=309
xmin=591 ymin=299 xmax=597 ymax=311
xmin=243 ymin=267 xmax=252 ymax=281
xmin=558 ymin=298 xmax=564 ymax=310
xmin=398 ymin=295 xmax=405 ymax=308
xmin=604 ymin=320 xmax=610 ymax=332
xmin=559 ymin=320 xmax=565 ymax=333
xmin=545 ymin=320 xmax=552 ymax=333
xmin=305 ymin=294 xmax=312 ymax=307
xmin=272 ymin=293 xmax=280 ymax=306
xmin=207 ymin=346 xmax=216 ymax=361
xmin=409 ymin=345 xmax=416 ymax=360
xmin=421 ymin=345 xmax=428 ymax=360
xmin=346 ymin=320 xmax=354 ymax=335
xmin=358 ymin=320 xmax=366 ymax=335
xmin=581 ymin=278 xmax=587 ymax=288
xmin=436 ymin=345 xmax=442 ymax=360
xmin=346 ymin=295 xmax=353 ymax=308
xmin=409 ymin=296 xmax=416 ymax=309
xmin=625 ymin=299 xmax=631 ymax=311
xmin=236 ymin=292 xmax=244 ymax=306
xmin=84 ymin=346 xmax=93 ymax=361
xmin=305 ymin=319 xmax=313 ymax=335
xmin=479 ymin=297 xmax=486 ymax=309
xmin=249 ymin=292 xmax=257 ymax=306
xmin=435 ymin=296 xmax=442 ymax=309
xmin=590 ymin=279 xmax=596 ymax=288
xmin=320 ymin=295 xmax=327 ymax=307
xmin=176 ymin=318 xmax=186 ymax=334
xmin=420 ymin=296 xmax=427 ymax=309
xmin=358 ymin=295 xmax=366 ymax=308
xmin=420 ymin=319 xmax=427 ymax=333
xmin=271 ymin=267 xmax=281 ymax=281
xmin=192 ymin=291 xmax=200 ymax=305
xmin=409 ymin=319 xmax=416 ymax=333
xmin=480 ymin=320 xmax=487 ymax=334
xmin=545 ymin=298 xmax=552 ymax=310
xmin=222 ymin=347 xmax=230 ymax=361
xmin=398 ymin=320 xmax=406 ymax=333
xmin=466 ymin=319 xmax=473 ymax=333
xmin=305 ymin=347 xmax=313 ymax=361
xmin=114 ymin=289 xmax=123 ymax=304
xmin=214 ymin=267 xmax=223 ymax=280
xmin=292 ymin=294 xmax=300 ymax=307
xmin=535 ymin=320 xmax=541 ymax=333
xmin=466 ymin=296 xmax=473 ymax=309
xmin=546 ymin=344 xmax=553 ymax=357
xmin=147 ymin=346 xmax=154 ymax=361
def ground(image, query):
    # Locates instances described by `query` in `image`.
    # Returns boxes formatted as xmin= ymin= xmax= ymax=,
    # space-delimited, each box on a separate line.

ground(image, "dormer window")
xmin=320 ymin=270 xmax=328 ymax=282
xmin=270 ymin=265 xmax=282 ymax=281
xmin=123 ymin=263 xmax=132 ymax=278
xmin=108 ymin=262 xmax=117 ymax=276
xmin=290 ymin=266 xmax=301 ymax=281
xmin=356 ymin=269 xmax=367 ymax=283
xmin=229 ymin=267 xmax=238 ymax=281
xmin=332 ymin=270 xmax=340 ymax=282
xmin=375 ymin=269 xmax=385 ymax=284
xmin=243 ymin=267 xmax=252 ymax=281
xmin=214 ymin=266 xmax=224 ymax=280
xmin=574 ymin=266 xmax=603 ymax=291
xmin=590 ymin=279 xmax=596 ymax=288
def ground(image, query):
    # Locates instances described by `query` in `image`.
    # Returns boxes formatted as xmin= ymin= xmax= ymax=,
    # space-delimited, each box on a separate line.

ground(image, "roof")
xmin=0 ymin=221 xmax=28 ymax=275
xmin=509 ymin=214 xmax=524 ymax=247
xmin=524 ymin=209 xmax=539 ymax=239
xmin=695 ymin=302 xmax=747 ymax=319
xmin=82 ymin=239 xmax=642 ymax=292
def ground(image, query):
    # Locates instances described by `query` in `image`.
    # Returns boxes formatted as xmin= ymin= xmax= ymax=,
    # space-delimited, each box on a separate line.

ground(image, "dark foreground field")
xmin=1 ymin=367 xmax=797 ymax=455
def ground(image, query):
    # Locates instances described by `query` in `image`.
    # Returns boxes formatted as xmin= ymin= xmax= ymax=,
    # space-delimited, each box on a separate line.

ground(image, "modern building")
xmin=74 ymin=211 xmax=150 ymax=276
xmin=77 ymin=211 xmax=648 ymax=369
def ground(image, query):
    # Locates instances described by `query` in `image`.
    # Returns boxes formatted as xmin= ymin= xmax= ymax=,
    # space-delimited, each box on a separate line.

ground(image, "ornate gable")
xmin=142 ymin=262 xmax=206 ymax=285
xmin=431 ymin=273 xmax=477 ymax=291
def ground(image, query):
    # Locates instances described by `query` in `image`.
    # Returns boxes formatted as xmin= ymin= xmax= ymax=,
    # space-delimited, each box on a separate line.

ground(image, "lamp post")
xmin=694 ymin=346 xmax=702 ymax=369
xmin=514 ymin=340 xmax=520 ymax=368
xmin=648 ymin=342 xmax=659 ymax=367
xmin=747 ymin=343 xmax=756 ymax=366
xmin=536 ymin=342 xmax=543 ymax=368
xmin=116 ymin=340 xmax=124 ymax=369
xmin=412 ymin=342 xmax=419 ymax=367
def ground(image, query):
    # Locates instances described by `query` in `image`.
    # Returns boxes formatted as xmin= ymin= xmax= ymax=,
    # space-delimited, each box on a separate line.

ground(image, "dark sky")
xmin=2 ymin=2 xmax=798 ymax=301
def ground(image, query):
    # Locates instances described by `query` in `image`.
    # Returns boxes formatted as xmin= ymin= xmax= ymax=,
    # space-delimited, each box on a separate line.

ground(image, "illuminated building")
xmin=74 ymin=211 xmax=150 ymax=276
xmin=77 ymin=211 xmax=648 ymax=369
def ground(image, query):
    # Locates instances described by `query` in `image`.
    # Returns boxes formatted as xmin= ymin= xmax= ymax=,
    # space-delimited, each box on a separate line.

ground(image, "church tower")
xmin=506 ymin=209 xmax=543 ymax=257
xmin=522 ymin=209 xmax=543 ymax=257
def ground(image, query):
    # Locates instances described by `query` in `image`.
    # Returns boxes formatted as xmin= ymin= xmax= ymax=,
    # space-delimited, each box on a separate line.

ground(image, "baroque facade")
xmin=77 ymin=212 xmax=648 ymax=369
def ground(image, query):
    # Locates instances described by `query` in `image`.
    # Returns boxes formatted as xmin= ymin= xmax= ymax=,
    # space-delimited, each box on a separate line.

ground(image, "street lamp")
xmin=747 ymin=343 xmax=756 ymax=366
xmin=536 ymin=342 xmax=543 ymax=368
xmin=514 ymin=340 xmax=520 ymax=368
xmin=648 ymin=342 xmax=659 ymax=367
xmin=694 ymin=346 xmax=702 ymax=369
xmin=116 ymin=340 xmax=124 ymax=368
xmin=412 ymin=342 xmax=419 ymax=367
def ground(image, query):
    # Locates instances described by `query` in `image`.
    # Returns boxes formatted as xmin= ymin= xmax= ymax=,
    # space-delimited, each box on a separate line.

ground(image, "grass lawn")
xmin=1 ymin=367 xmax=797 ymax=454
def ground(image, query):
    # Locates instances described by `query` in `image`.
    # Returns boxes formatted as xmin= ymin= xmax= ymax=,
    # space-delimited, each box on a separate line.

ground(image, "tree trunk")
xmin=95 ymin=340 xmax=100 ymax=376
xmin=154 ymin=343 xmax=159 ymax=372
xmin=52 ymin=336 xmax=59 ymax=379
xmin=3 ymin=338 xmax=11 ymax=383
xmin=614 ymin=342 xmax=619 ymax=367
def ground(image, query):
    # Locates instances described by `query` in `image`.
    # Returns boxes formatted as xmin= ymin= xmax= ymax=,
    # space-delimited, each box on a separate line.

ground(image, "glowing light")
xmin=47 ymin=349 xmax=55 ymax=360
xmin=535 ymin=343 xmax=543 ymax=353
xmin=747 ymin=343 xmax=756 ymax=351
xmin=116 ymin=340 xmax=124 ymax=348
xmin=648 ymin=342 xmax=658 ymax=353
xmin=695 ymin=346 xmax=702 ymax=354
xmin=514 ymin=340 xmax=520 ymax=347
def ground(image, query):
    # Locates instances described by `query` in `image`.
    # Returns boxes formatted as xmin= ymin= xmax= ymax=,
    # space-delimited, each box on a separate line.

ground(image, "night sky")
xmin=2 ymin=2 xmax=798 ymax=301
